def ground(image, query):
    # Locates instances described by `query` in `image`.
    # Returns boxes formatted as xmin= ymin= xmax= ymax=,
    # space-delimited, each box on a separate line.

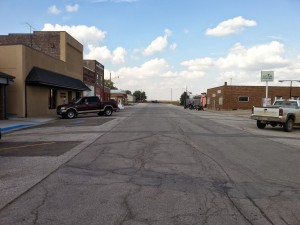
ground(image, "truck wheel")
xmin=283 ymin=118 xmax=293 ymax=132
xmin=66 ymin=109 xmax=76 ymax=119
xmin=104 ymin=108 xmax=113 ymax=116
xmin=257 ymin=120 xmax=266 ymax=129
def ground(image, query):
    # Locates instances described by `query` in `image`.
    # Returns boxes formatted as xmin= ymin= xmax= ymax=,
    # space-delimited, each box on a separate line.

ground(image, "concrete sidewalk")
xmin=0 ymin=117 xmax=57 ymax=134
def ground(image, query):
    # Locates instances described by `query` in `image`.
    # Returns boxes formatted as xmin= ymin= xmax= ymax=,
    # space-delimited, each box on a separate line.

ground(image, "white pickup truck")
xmin=251 ymin=99 xmax=300 ymax=132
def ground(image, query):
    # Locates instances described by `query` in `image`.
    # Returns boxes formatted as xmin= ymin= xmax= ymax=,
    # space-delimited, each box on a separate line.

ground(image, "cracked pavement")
xmin=1 ymin=104 xmax=300 ymax=225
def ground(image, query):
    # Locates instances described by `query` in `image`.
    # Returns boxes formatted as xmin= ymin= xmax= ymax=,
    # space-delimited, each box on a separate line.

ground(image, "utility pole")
xmin=185 ymin=86 xmax=187 ymax=107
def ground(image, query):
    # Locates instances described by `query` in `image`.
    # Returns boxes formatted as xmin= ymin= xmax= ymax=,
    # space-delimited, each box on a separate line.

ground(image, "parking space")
xmin=0 ymin=116 xmax=116 ymax=157
xmin=33 ymin=116 xmax=115 ymax=128
xmin=0 ymin=141 xmax=81 ymax=157
xmin=0 ymin=110 xmax=125 ymax=211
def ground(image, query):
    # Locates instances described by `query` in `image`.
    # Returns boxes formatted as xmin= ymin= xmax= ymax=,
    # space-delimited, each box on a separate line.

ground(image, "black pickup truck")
xmin=57 ymin=96 xmax=118 ymax=119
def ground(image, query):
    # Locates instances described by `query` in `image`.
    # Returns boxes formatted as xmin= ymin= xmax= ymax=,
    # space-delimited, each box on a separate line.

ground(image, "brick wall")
xmin=83 ymin=66 xmax=96 ymax=85
xmin=0 ymin=31 xmax=60 ymax=59
xmin=207 ymin=83 xmax=300 ymax=110
xmin=83 ymin=60 xmax=105 ymax=100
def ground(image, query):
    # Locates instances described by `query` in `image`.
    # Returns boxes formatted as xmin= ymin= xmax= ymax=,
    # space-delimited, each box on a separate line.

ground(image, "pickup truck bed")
xmin=251 ymin=100 xmax=300 ymax=132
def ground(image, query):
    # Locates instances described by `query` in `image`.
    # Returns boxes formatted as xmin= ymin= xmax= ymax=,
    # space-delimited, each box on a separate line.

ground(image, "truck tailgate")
xmin=253 ymin=107 xmax=279 ymax=117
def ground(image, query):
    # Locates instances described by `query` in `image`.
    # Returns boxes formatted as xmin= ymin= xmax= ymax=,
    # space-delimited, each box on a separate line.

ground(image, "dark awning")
xmin=26 ymin=67 xmax=90 ymax=91
xmin=0 ymin=72 xmax=15 ymax=85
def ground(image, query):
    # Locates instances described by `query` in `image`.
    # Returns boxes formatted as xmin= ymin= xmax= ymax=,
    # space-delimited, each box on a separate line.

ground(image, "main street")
xmin=0 ymin=104 xmax=300 ymax=225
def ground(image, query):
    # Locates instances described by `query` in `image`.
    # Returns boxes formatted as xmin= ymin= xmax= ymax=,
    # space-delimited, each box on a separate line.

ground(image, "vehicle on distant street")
xmin=184 ymin=95 xmax=204 ymax=111
xmin=57 ymin=96 xmax=118 ymax=119
xmin=251 ymin=99 xmax=300 ymax=132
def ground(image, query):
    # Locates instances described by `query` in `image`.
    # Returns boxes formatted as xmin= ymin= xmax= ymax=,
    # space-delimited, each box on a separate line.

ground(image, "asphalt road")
xmin=0 ymin=104 xmax=300 ymax=225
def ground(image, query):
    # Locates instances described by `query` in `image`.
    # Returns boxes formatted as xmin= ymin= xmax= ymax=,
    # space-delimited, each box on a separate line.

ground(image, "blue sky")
xmin=1 ymin=0 xmax=300 ymax=100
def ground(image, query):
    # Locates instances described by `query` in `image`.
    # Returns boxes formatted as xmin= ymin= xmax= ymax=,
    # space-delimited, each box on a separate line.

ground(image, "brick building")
xmin=207 ymin=82 xmax=300 ymax=110
xmin=83 ymin=60 xmax=110 ymax=101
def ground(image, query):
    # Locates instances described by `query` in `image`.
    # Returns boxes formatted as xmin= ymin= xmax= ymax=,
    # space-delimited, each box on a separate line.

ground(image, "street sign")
xmin=261 ymin=71 xmax=274 ymax=82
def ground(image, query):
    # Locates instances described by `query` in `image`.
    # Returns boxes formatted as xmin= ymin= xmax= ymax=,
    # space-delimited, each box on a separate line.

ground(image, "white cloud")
xmin=143 ymin=29 xmax=172 ymax=56
xmin=181 ymin=57 xmax=215 ymax=71
xmin=269 ymin=55 xmax=300 ymax=80
xmin=117 ymin=58 xmax=169 ymax=79
xmin=180 ymin=70 xmax=206 ymax=80
xmin=66 ymin=4 xmax=79 ymax=12
xmin=170 ymin=43 xmax=177 ymax=51
xmin=40 ymin=22 xmax=299 ymax=100
xmin=112 ymin=47 xmax=127 ymax=64
xmin=42 ymin=24 xmax=127 ymax=64
xmin=42 ymin=24 xmax=106 ymax=46
xmin=48 ymin=5 xmax=61 ymax=15
xmin=160 ymin=71 xmax=178 ymax=78
xmin=216 ymin=41 xmax=289 ymax=70
xmin=85 ymin=45 xmax=112 ymax=61
xmin=181 ymin=41 xmax=289 ymax=74
xmin=216 ymin=71 xmax=253 ymax=84
xmin=112 ymin=57 xmax=209 ymax=100
xmin=179 ymin=41 xmax=294 ymax=89
xmin=85 ymin=45 xmax=127 ymax=64
xmin=119 ymin=41 xmax=299 ymax=100
xmin=205 ymin=16 xmax=257 ymax=36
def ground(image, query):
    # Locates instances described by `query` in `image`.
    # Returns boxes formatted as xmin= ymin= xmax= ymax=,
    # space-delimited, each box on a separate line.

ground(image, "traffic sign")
xmin=261 ymin=71 xmax=274 ymax=82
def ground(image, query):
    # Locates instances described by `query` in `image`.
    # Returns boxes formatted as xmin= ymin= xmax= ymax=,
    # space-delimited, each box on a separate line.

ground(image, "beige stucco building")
xmin=0 ymin=31 xmax=89 ymax=118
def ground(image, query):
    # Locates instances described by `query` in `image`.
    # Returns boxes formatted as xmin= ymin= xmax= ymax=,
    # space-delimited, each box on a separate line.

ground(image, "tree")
xmin=104 ymin=79 xmax=118 ymax=90
xmin=133 ymin=90 xmax=147 ymax=102
xmin=125 ymin=90 xmax=132 ymax=95
xmin=180 ymin=91 xmax=189 ymax=106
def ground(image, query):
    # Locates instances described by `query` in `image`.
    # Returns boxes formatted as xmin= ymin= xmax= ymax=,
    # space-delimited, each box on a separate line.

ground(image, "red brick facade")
xmin=82 ymin=60 xmax=110 ymax=101
xmin=207 ymin=82 xmax=300 ymax=110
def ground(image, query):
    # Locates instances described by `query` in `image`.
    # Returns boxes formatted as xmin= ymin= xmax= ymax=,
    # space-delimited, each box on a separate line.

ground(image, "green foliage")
xmin=133 ymin=90 xmax=147 ymax=102
xmin=180 ymin=92 xmax=189 ymax=106
xmin=104 ymin=79 xmax=118 ymax=90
